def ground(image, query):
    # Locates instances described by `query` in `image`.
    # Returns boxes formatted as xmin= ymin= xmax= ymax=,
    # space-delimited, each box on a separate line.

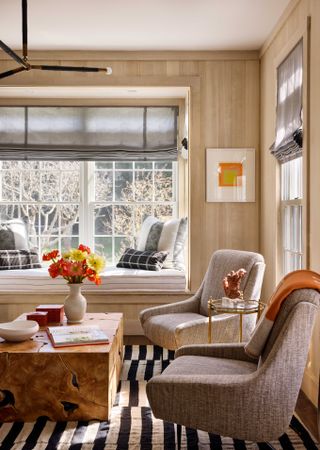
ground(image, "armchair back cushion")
xmin=199 ymin=249 xmax=265 ymax=316
xmin=260 ymin=288 xmax=319 ymax=363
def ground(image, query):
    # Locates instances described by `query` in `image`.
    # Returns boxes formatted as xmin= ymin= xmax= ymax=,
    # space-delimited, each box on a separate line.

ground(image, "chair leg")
xmin=176 ymin=423 xmax=182 ymax=449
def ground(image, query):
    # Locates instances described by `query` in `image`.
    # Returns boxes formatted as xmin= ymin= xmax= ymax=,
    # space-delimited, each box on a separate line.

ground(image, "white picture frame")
xmin=206 ymin=148 xmax=255 ymax=202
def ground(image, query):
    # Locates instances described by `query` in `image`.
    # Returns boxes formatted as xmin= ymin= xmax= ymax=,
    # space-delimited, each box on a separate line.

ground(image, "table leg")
xmin=239 ymin=314 xmax=243 ymax=342
xmin=208 ymin=304 xmax=212 ymax=343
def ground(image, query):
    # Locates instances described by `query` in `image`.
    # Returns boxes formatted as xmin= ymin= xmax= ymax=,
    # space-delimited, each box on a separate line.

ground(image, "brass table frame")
xmin=207 ymin=298 xmax=264 ymax=343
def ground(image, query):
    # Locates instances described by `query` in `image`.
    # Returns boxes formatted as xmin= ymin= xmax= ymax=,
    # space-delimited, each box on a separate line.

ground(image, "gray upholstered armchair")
xmin=140 ymin=249 xmax=265 ymax=349
xmin=146 ymin=288 xmax=320 ymax=442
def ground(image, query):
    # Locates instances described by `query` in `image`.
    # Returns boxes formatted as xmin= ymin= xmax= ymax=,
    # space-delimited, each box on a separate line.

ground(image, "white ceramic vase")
xmin=64 ymin=283 xmax=87 ymax=323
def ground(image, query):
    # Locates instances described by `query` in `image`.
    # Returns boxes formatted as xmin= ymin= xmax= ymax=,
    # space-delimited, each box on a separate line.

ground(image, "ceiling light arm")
xmin=22 ymin=0 xmax=28 ymax=61
xmin=0 ymin=66 xmax=26 ymax=79
xmin=0 ymin=40 xmax=30 ymax=69
xmin=31 ymin=64 xmax=112 ymax=74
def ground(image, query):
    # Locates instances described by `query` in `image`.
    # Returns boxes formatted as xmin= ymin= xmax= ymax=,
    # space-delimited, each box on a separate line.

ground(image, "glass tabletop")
xmin=208 ymin=298 xmax=263 ymax=314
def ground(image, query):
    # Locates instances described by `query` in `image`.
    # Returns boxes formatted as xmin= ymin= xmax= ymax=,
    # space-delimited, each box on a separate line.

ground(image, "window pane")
xmin=40 ymin=205 xmax=59 ymax=236
xmin=155 ymin=162 xmax=172 ymax=170
xmin=21 ymin=172 xmax=40 ymax=201
xmin=154 ymin=204 xmax=173 ymax=221
xmin=281 ymin=157 xmax=302 ymax=200
xmin=61 ymin=236 xmax=79 ymax=252
xmin=134 ymin=205 xmax=153 ymax=235
xmin=41 ymin=235 xmax=61 ymax=253
xmin=41 ymin=172 xmax=59 ymax=202
xmin=115 ymin=171 xmax=133 ymax=201
xmin=60 ymin=205 xmax=79 ymax=236
xmin=95 ymin=171 xmax=113 ymax=202
xmin=61 ymin=171 xmax=80 ymax=202
xmin=115 ymin=237 xmax=132 ymax=261
xmin=95 ymin=237 xmax=112 ymax=264
xmin=114 ymin=205 xmax=133 ymax=235
xmin=115 ymin=162 xmax=133 ymax=170
xmin=95 ymin=162 xmax=113 ymax=170
xmin=154 ymin=171 xmax=173 ymax=201
xmin=95 ymin=206 xmax=112 ymax=235
xmin=135 ymin=171 xmax=153 ymax=201
xmin=135 ymin=162 xmax=152 ymax=170
xmin=1 ymin=171 xmax=20 ymax=201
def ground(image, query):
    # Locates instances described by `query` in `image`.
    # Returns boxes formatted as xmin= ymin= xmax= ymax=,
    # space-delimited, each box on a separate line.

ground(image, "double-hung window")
xmin=271 ymin=41 xmax=303 ymax=275
xmin=0 ymin=106 xmax=179 ymax=265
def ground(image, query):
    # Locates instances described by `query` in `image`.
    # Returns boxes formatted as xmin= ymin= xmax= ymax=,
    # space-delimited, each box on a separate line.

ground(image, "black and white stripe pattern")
xmin=117 ymin=249 xmax=168 ymax=271
xmin=0 ymin=250 xmax=41 ymax=270
xmin=0 ymin=345 xmax=318 ymax=449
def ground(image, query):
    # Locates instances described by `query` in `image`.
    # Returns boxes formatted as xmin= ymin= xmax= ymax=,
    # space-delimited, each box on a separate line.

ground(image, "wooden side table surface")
xmin=0 ymin=312 xmax=123 ymax=422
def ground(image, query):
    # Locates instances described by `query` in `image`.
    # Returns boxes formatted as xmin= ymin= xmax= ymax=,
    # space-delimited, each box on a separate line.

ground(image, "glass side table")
xmin=207 ymin=298 xmax=265 ymax=343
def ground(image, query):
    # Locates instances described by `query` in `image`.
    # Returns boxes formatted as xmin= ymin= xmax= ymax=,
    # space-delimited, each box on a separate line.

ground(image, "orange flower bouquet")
xmin=43 ymin=244 xmax=105 ymax=286
xmin=43 ymin=245 xmax=106 ymax=322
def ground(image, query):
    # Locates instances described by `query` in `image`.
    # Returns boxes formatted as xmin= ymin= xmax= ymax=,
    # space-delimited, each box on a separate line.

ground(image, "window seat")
xmin=0 ymin=266 xmax=186 ymax=293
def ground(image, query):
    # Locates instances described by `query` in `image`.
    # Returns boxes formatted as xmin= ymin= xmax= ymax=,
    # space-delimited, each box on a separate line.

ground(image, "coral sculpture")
xmin=223 ymin=268 xmax=247 ymax=299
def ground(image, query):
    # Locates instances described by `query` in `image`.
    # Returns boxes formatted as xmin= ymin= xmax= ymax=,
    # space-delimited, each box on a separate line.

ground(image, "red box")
xmin=26 ymin=311 xmax=48 ymax=327
xmin=36 ymin=304 xmax=64 ymax=323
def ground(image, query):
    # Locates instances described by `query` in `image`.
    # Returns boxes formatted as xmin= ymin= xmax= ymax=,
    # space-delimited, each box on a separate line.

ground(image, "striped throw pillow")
xmin=0 ymin=250 xmax=41 ymax=270
xmin=136 ymin=216 xmax=187 ymax=270
xmin=117 ymin=248 xmax=168 ymax=271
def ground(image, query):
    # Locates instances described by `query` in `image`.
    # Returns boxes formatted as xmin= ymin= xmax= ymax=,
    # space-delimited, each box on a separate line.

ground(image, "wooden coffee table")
xmin=0 ymin=312 xmax=123 ymax=422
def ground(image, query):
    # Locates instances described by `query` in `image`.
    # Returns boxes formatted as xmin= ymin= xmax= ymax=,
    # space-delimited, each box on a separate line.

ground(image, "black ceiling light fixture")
xmin=0 ymin=0 xmax=113 ymax=80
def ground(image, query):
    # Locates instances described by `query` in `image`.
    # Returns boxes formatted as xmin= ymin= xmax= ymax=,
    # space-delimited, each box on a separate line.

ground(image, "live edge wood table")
xmin=0 ymin=312 xmax=123 ymax=422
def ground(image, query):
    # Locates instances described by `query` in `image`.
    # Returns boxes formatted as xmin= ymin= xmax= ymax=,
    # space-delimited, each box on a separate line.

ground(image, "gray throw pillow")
xmin=0 ymin=219 xmax=30 ymax=250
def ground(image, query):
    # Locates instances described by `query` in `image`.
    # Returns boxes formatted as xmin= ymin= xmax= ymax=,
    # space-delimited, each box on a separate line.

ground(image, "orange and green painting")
xmin=218 ymin=162 xmax=243 ymax=187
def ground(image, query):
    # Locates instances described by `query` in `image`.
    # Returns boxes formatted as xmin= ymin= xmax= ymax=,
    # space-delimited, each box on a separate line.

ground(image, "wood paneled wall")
xmin=260 ymin=0 xmax=320 ymax=406
xmin=0 ymin=51 xmax=260 ymax=294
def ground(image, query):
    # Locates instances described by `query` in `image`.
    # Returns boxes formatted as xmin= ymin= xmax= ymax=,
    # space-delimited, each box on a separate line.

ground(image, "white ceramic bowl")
xmin=0 ymin=320 xmax=39 ymax=342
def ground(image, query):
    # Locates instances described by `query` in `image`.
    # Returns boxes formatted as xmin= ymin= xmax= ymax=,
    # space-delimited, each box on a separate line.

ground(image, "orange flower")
xmin=86 ymin=268 xmax=96 ymax=282
xmin=42 ymin=250 xmax=59 ymax=261
xmin=94 ymin=275 xmax=102 ymax=285
xmin=61 ymin=261 xmax=72 ymax=277
xmin=69 ymin=262 xmax=83 ymax=277
xmin=48 ymin=261 xmax=61 ymax=278
xmin=78 ymin=244 xmax=91 ymax=254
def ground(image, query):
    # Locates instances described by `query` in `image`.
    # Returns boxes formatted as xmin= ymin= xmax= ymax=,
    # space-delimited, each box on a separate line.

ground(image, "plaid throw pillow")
xmin=116 ymin=248 xmax=168 ymax=271
xmin=0 ymin=250 xmax=41 ymax=270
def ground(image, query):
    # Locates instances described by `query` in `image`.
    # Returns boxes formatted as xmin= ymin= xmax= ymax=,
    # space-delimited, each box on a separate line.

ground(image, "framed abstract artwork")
xmin=206 ymin=148 xmax=255 ymax=202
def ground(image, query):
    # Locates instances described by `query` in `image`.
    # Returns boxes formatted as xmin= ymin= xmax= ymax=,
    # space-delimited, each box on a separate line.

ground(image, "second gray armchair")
xmin=140 ymin=249 xmax=265 ymax=350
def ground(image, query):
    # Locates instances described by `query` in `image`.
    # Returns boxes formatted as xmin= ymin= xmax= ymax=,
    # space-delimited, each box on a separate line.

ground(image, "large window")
xmin=281 ymin=156 xmax=303 ymax=274
xmin=0 ymin=160 xmax=177 ymax=265
xmin=271 ymin=41 xmax=304 ymax=276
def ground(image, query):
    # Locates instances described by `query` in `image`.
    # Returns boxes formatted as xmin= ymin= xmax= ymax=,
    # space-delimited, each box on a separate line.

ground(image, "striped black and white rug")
xmin=0 ymin=345 xmax=318 ymax=449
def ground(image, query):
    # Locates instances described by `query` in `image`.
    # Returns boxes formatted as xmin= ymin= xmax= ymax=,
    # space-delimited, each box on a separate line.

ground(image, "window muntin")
xmin=281 ymin=156 xmax=303 ymax=274
xmin=0 ymin=160 xmax=177 ymax=265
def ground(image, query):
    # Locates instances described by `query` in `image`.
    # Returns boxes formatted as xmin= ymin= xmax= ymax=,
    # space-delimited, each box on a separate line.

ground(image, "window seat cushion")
xmin=0 ymin=266 xmax=186 ymax=293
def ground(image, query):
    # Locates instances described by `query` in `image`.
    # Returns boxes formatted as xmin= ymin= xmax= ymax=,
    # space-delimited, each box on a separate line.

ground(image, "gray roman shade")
xmin=0 ymin=106 xmax=178 ymax=161
xmin=270 ymin=40 xmax=303 ymax=163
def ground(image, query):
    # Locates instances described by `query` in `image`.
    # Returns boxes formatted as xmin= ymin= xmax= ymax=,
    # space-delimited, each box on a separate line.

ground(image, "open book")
xmin=47 ymin=324 xmax=109 ymax=348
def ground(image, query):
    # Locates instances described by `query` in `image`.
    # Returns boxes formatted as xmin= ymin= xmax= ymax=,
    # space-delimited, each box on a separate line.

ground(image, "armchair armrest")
xmin=175 ymin=342 xmax=258 ymax=363
xmin=139 ymin=294 xmax=200 ymax=325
